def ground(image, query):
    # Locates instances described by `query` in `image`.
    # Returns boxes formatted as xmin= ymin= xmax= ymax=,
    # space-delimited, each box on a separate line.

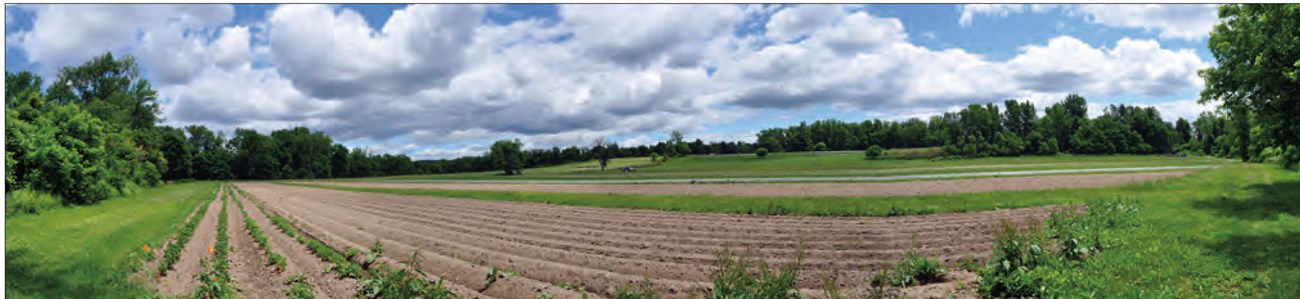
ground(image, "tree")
xmin=1042 ymin=94 xmax=1088 ymax=153
xmin=756 ymin=147 xmax=769 ymax=158
xmin=489 ymin=139 xmax=525 ymax=175
xmin=812 ymin=142 xmax=828 ymax=152
xmin=592 ymin=136 xmax=611 ymax=171
xmin=1200 ymin=4 xmax=1300 ymax=166
xmin=45 ymin=53 xmax=160 ymax=130
xmin=1175 ymin=118 xmax=1192 ymax=147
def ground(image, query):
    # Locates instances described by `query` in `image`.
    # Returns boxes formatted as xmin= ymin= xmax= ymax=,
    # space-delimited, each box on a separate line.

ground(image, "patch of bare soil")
xmin=236 ymin=182 xmax=1064 ymax=299
xmin=228 ymin=192 xmax=289 ymax=298
xmin=314 ymin=171 xmax=1187 ymax=198
xmin=232 ymin=190 xmax=359 ymax=299
xmin=157 ymin=195 xmax=223 ymax=296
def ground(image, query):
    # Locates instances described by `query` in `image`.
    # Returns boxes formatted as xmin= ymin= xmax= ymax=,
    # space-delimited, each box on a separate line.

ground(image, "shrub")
xmin=812 ymin=142 xmax=828 ymax=152
xmin=979 ymin=220 xmax=1049 ymax=298
xmin=5 ymin=189 xmax=63 ymax=216
xmin=756 ymin=148 xmax=769 ymax=158
xmin=865 ymin=146 xmax=886 ymax=159
xmin=649 ymin=152 xmax=660 ymax=163
xmin=708 ymin=250 xmax=800 ymax=299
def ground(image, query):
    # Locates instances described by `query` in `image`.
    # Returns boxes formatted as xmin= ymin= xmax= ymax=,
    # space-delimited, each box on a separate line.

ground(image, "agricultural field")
xmin=361 ymin=153 xmax=1224 ymax=182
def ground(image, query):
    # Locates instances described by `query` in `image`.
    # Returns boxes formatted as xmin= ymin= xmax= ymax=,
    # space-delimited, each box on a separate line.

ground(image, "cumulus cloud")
xmin=8 ymin=4 xmax=1214 ymax=160
xmin=957 ymin=4 xmax=1217 ymax=40
xmin=12 ymin=4 xmax=233 ymax=73
xmin=268 ymin=4 xmax=486 ymax=98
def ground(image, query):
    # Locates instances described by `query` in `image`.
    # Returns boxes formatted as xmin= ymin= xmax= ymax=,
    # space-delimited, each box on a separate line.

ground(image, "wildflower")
xmin=208 ymin=246 xmax=214 ymax=255
xmin=143 ymin=244 xmax=151 ymax=252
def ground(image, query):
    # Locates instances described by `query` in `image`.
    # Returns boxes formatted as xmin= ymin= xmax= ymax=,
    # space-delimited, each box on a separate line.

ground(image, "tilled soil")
xmin=237 ymin=182 xmax=1065 ymax=299
xmin=228 ymin=192 xmax=289 ymax=298
xmin=157 ymin=195 xmax=224 ymax=296
xmin=312 ymin=171 xmax=1188 ymax=197
xmin=232 ymin=189 xmax=360 ymax=299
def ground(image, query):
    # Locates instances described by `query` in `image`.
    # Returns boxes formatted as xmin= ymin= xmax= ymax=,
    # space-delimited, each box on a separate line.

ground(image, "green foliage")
xmin=756 ymin=147 xmax=769 ymax=158
xmin=5 ymin=182 xmax=217 ymax=298
xmin=356 ymin=247 xmax=457 ymax=299
xmin=5 ymin=189 xmax=63 ymax=216
xmin=979 ymin=220 xmax=1049 ymax=297
xmin=490 ymin=139 xmax=526 ymax=175
xmin=871 ymin=244 xmax=946 ymax=287
xmin=1201 ymin=4 xmax=1300 ymax=167
xmin=285 ymin=274 xmax=316 ymax=299
xmin=708 ymin=250 xmax=801 ymax=299
xmin=865 ymin=145 xmax=885 ymax=159
xmin=190 ymin=258 xmax=237 ymax=299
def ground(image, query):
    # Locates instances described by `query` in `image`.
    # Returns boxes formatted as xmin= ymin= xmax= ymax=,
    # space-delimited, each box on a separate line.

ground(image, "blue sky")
xmin=5 ymin=4 xmax=1221 ymax=159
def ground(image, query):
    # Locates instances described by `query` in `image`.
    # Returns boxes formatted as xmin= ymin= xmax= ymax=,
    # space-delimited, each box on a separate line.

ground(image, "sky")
xmin=4 ymin=4 xmax=1223 ymax=160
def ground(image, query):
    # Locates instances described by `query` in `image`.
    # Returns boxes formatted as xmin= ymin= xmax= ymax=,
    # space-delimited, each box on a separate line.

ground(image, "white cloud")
xmin=12 ymin=4 xmax=233 ymax=73
xmin=957 ymin=4 xmax=1217 ymax=40
xmin=558 ymin=4 xmax=744 ymax=67
xmin=268 ymin=4 xmax=486 ymax=98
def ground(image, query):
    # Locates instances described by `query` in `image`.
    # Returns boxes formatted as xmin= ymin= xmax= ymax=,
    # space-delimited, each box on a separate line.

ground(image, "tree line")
xmin=5 ymin=53 xmax=423 ymax=205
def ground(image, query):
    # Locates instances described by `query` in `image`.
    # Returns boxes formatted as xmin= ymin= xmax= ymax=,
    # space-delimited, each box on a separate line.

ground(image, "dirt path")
xmin=312 ymin=171 xmax=1189 ymax=197
xmin=228 ymin=189 xmax=289 ymax=298
xmin=157 ymin=193 xmax=224 ymax=296
xmin=237 ymin=182 xmax=1062 ymax=298
xmin=232 ymin=188 xmax=359 ymax=299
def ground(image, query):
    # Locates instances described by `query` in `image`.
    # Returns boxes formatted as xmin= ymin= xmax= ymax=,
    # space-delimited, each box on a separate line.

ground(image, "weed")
xmin=978 ymin=219 xmax=1049 ymax=298
xmin=708 ymin=249 xmax=801 ymax=299
xmin=481 ymin=266 xmax=516 ymax=291
xmin=871 ymin=242 xmax=946 ymax=287
xmin=190 ymin=258 xmax=237 ymax=299
xmin=285 ymin=274 xmax=315 ymax=299
xmin=613 ymin=278 xmax=659 ymax=299
xmin=357 ymin=250 xmax=457 ymax=299
xmin=536 ymin=291 xmax=555 ymax=299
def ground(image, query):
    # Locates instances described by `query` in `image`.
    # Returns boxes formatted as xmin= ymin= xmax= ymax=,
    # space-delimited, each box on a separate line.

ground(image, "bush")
xmin=5 ymin=189 xmax=63 ymax=216
xmin=356 ymin=250 xmax=455 ymax=299
xmin=812 ymin=142 xmax=828 ymax=152
xmin=865 ymin=146 xmax=886 ymax=159
xmin=709 ymin=250 xmax=800 ymax=299
xmin=979 ymin=220 xmax=1049 ymax=297
xmin=756 ymin=148 xmax=769 ymax=158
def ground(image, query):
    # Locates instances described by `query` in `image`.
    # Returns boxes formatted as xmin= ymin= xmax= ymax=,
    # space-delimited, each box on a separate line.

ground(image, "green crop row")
xmin=158 ymin=188 xmax=217 ymax=276
xmin=231 ymin=188 xmax=287 ymax=272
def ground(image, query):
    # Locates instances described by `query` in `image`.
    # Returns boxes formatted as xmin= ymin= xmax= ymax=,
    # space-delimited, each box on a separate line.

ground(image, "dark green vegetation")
xmin=5 ymin=181 xmax=217 ymax=298
xmin=1199 ymin=4 xmax=1300 ymax=169
xmin=285 ymin=274 xmax=316 ymax=299
xmin=870 ymin=246 xmax=946 ymax=288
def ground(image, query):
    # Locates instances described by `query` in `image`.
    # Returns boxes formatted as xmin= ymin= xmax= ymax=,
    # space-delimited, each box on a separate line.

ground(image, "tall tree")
xmin=489 ymin=139 xmax=525 ymax=175
xmin=1200 ymin=4 xmax=1300 ymax=166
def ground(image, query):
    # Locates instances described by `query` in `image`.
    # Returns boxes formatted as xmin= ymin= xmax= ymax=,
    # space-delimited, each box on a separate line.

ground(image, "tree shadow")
xmin=1190 ymin=181 xmax=1300 ymax=221
xmin=1204 ymin=231 xmax=1300 ymax=271
xmin=5 ymin=248 xmax=68 ymax=296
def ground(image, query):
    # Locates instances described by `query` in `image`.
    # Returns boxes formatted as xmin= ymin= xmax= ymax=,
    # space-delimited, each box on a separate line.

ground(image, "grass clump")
xmin=708 ymin=250 xmax=801 ymax=299
xmin=871 ymin=245 xmax=946 ymax=287
xmin=5 ymin=189 xmax=63 ymax=216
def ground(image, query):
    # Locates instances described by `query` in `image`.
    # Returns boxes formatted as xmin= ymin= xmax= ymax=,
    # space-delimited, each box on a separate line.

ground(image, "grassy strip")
xmin=158 ymin=190 xmax=216 ymax=276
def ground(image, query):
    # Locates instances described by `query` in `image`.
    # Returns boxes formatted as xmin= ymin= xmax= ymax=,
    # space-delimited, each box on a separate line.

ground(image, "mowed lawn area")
xmin=5 ymin=181 xmax=219 ymax=298
xmin=357 ymin=152 xmax=1226 ymax=181
xmin=298 ymin=163 xmax=1300 ymax=297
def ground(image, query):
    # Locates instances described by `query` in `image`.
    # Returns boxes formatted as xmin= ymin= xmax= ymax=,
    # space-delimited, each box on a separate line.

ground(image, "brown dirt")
xmin=231 ymin=188 xmax=360 ymax=299
xmin=228 ymin=190 xmax=290 ymax=298
xmin=157 ymin=192 xmax=223 ymax=296
xmin=236 ymin=182 xmax=1067 ymax=299
xmin=309 ymin=171 xmax=1188 ymax=197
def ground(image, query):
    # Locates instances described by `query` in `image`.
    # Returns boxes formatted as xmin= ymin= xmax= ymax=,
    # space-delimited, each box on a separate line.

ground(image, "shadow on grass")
xmin=5 ymin=247 xmax=145 ymax=298
xmin=1190 ymin=181 xmax=1300 ymax=221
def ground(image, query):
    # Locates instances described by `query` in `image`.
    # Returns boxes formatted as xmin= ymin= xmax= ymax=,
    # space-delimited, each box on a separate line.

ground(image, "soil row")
xmin=238 ymin=182 xmax=1061 ymax=298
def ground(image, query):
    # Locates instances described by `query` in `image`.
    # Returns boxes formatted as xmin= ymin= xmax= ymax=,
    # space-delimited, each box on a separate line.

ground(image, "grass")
xmin=5 ymin=181 xmax=219 ymax=298
xmin=5 ymin=189 xmax=64 ymax=217
xmin=362 ymin=153 xmax=1222 ymax=181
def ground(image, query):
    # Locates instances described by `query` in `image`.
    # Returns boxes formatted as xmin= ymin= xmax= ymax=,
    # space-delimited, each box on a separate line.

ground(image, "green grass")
xmin=362 ymin=153 xmax=1223 ymax=181
xmin=4 ymin=189 xmax=64 ymax=217
xmin=297 ymin=164 xmax=1300 ymax=297
xmin=5 ymin=181 xmax=220 ymax=298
